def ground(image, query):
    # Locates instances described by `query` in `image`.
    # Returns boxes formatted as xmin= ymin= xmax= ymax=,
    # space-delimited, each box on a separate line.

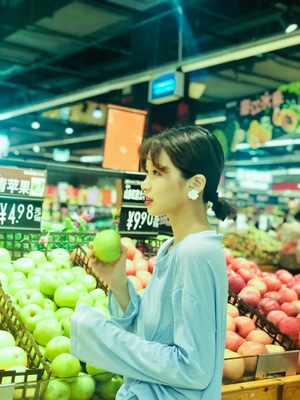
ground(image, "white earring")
xmin=188 ymin=189 xmax=199 ymax=200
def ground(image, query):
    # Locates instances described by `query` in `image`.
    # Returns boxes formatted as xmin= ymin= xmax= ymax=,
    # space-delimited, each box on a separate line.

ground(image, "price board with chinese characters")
xmin=0 ymin=166 xmax=47 ymax=232
xmin=119 ymin=172 xmax=159 ymax=237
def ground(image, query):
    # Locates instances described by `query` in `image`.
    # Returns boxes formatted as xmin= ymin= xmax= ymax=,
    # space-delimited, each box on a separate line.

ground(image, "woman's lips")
xmin=144 ymin=197 xmax=152 ymax=206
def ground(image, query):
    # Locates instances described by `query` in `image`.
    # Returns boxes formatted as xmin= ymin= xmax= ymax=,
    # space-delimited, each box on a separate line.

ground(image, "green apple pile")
xmin=0 ymin=246 xmax=123 ymax=400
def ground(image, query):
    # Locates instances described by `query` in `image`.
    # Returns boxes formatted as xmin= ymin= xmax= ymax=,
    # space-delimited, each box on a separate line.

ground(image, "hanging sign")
xmin=0 ymin=166 xmax=47 ymax=232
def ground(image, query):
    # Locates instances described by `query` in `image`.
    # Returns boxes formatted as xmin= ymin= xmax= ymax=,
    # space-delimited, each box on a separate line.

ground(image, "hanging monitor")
xmin=148 ymin=71 xmax=184 ymax=104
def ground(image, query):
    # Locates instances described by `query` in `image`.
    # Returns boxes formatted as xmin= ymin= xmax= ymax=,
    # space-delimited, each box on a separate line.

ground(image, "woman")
xmin=70 ymin=125 xmax=236 ymax=399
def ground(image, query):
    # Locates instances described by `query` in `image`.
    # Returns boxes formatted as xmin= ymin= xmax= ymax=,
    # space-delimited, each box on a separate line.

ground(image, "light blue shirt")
xmin=70 ymin=231 xmax=228 ymax=399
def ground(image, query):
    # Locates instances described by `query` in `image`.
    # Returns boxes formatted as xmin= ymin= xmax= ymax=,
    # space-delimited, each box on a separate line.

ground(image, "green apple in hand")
xmin=93 ymin=230 xmax=121 ymax=262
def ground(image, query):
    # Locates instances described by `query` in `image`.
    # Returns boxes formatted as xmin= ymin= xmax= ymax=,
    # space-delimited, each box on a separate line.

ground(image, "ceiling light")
xmin=80 ymin=155 xmax=103 ymax=163
xmin=195 ymin=115 xmax=226 ymax=125
xmin=33 ymin=145 xmax=40 ymax=153
xmin=0 ymin=134 xmax=10 ymax=157
xmin=31 ymin=120 xmax=40 ymax=129
xmin=279 ymin=14 xmax=299 ymax=34
xmin=93 ymin=107 xmax=103 ymax=119
xmin=181 ymin=31 xmax=300 ymax=73
xmin=65 ymin=127 xmax=74 ymax=134
xmin=236 ymin=137 xmax=300 ymax=150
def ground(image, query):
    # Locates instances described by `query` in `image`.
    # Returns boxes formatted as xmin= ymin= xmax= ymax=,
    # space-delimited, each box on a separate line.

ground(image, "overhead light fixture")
xmin=181 ymin=31 xmax=300 ymax=73
xmin=236 ymin=137 xmax=300 ymax=150
xmin=188 ymin=82 xmax=206 ymax=99
xmin=279 ymin=14 xmax=299 ymax=34
xmin=0 ymin=134 xmax=10 ymax=157
xmin=65 ymin=126 xmax=74 ymax=134
xmin=33 ymin=145 xmax=40 ymax=153
xmin=80 ymin=155 xmax=103 ymax=163
xmin=195 ymin=111 xmax=226 ymax=125
xmin=31 ymin=120 xmax=40 ymax=129
xmin=93 ymin=106 xmax=103 ymax=119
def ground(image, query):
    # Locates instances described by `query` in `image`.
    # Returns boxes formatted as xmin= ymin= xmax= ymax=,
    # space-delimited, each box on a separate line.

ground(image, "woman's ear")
xmin=192 ymin=174 xmax=206 ymax=192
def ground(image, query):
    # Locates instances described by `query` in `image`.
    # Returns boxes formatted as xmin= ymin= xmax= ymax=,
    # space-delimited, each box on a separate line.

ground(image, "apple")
xmin=39 ymin=271 xmax=65 ymax=297
xmin=266 ymin=309 xmax=288 ymax=327
xmin=291 ymin=283 xmax=300 ymax=300
xmin=51 ymin=353 xmax=81 ymax=378
xmin=8 ymin=271 xmax=27 ymax=282
xmin=95 ymin=375 xmax=123 ymax=400
xmin=133 ymin=249 xmax=144 ymax=259
xmin=228 ymin=274 xmax=246 ymax=294
xmin=43 ymin=379 xmax=71 ymax=400
xmin=132 ymin=258 xmax=148 ymax=273
xmin=223 ymin=349 xmax=245 ymax=382
xmin=245 ymin=329 xmax=272 ymax=345
xmin=0 ymin=261 xmax=14 ymax=275
xmin=0 ymin=271 xmax=9 ymax=284
xmin=93 ymin=230 xmax=121 ymax=263
xmin=48 ymin=248 xmax=71 ymax=263
xmin=266 ymin=344 xmax=285 ymax=353
xmin=85 ymin=363 xmax=113 ymax=382
xmin=247 ymin=278 xmax=267 ymax=297
xmin=45 ymin=335 xmax=71 ymax=362
xmin=280 ymin=302 xmax=299 ymax=317
xmin=13 ymin=257 xmax=35 ymax=276
xmin=127 ymin=275 xmax=143 ymax=292
xmin=28 ymin=268 xmax=44 ymax=278
xmin=7 ymin=280 xmax=28 ymax=296
xmin=25 ymin=250 xmax=47 ymax=266
xmin=225 ymin=331 xmax=245 ymax=352
xmin=27 ymin=275 xmax=41 ymax=290
xmin=77 ymin=292 xmax=94 ymax=306
xmin=263 ymin=290 xmax=283 ymax=304
xmin=136 ymin=270 xmax=152 ymax=288
xmin=44 ymin=298 xmax=58 ymax=311
xmin=71 ymin=280 xmax=88 ymax=293
xmin=237 ymin=340 xmax=268 ymax=371
xmin=121 ymin=236 xmax=136 ymax=260
xmin=20 ymin=304 xmax=45 ymax=332
xmin=238 ymin=286 xmax=261 ymax=308
xmin=61 ymin=317 xmax=71 ymax=338
xmin=231 ymin=257 xmax=252 ymax=271
xmin=0 ymin=346 xmax=27 ymax=369
xmin=125 ymin=259 xmax=135 ymax=276
xmin=54 ymin=284 xmax=80 ymax=308
xmin=0 ymin=329 xmax=15 ymax=349
xmin=227 ymin=303 xmax=239 ymax=318
xmin=226 ymin=314 xmax=236 ymax=332
xmin=44 ymin=309 xmax=58 ymax=319
xmin=36 ymin=261 xmax=57 ymax=272
xmin=276 ymin=269 xmax=294 ymax=284
xmin=237 ymin=268 xmax=257 ymax=283
xmin=0 ymin=247 xmax=12 ymax=263
xmin=93 ymin=304 xmax=111 ymax=319
xmin=278 ymin=316 xmax=300 ymax=340
xmin=262 ymin=275 xmax=282 ymax=292
xmin=76 ymin=274 xmax=97 ymax=292
xmin=71 ymin=266 xmax=88 ymax=278
xmin=257 ymin=297 xmax=280 ymax=316
xmin=278 ymin=287 xmax=298 ymax=304
xmin=69 ymin=372 xmax=96 ymax=399
xmin=33 ymin=318 xmax=62 ymax=346
xmin=51 ymin=257 xmax=72 ymax=270
xmin=56 ymin=307 xmax=74 ymax=321
xmin=147 ymin=256 xmax=156 ymax=274
xmin=57 ymin=268 xmax=75 ymax=284
xmin=94 ymin=296 xmax=108 ymax=308
xmin=223 ymin=248 xmax=235 ymax=266
xmin=17 ymin=288 xmax=45 ymax=308
xmin=89 ymin=288 xmax=106 ymax=303
xmin=234 ymin=315 xmax=256 ymax=338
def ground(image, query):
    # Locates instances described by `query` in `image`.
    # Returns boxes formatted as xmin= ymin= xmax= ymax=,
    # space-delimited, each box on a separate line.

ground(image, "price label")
xmin=0 ymin=197 xmax=43 ymax=231
xmin=119 ymin=205 xmax=159 ymax=236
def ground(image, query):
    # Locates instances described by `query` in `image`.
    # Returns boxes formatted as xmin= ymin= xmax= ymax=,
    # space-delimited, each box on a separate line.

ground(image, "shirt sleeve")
xmin=70 ymin=288 xmax=215 ymax=390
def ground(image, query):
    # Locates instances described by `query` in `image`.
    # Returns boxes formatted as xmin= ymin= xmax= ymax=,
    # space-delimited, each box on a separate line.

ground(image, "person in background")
xmin=70 ymin=125 xmax=237 ymax=400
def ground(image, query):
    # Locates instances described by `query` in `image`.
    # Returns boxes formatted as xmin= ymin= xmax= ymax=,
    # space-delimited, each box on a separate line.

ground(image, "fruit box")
xmin=0 ymin=231 xmax=95 ymax=260
xmin=223 ymin=290 xmax=299 ymax=385
xmin=0 ymin=284 xmax=51 ymax=399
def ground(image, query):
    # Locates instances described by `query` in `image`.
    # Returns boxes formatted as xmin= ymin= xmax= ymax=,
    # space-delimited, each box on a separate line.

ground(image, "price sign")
xmin=0 ymin=197 xmax=43 ymax=231
xmin=119 ymin=205 xmax=159 ymax=236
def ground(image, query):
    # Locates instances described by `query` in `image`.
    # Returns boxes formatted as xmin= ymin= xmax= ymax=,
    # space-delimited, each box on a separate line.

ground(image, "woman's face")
xmin=141 ymin=150 xmax=190 ymax=218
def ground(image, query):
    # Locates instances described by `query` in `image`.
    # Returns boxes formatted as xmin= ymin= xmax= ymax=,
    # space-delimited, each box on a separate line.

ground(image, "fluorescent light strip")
xmin=181 ymin=31 xmax=300 ymax=73
xmin=195 ymin=115 xmax=226 ymax=125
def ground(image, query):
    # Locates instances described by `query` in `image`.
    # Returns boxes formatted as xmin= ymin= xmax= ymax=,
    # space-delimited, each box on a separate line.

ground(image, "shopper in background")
xmin=70 ymin=125 xmax=237 ymax=400
xmin=278 ymin=210 xmax=300 ymax=267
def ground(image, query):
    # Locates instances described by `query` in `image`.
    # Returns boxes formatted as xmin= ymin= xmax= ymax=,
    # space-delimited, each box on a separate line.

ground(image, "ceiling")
xmin=0 ymin=0 xmax=300 ymax=180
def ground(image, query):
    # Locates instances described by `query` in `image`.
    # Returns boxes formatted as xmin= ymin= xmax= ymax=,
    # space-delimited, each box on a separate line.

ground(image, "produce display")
xmin=224 ymin=247 xmax=300 ymax=384
xmin=1 ymin=230 xmax=300 ymax=398
xmin=223 ymin=226 xmax=282 ymax=264
xmin=0 ymin=233 xmax=158 ymax=400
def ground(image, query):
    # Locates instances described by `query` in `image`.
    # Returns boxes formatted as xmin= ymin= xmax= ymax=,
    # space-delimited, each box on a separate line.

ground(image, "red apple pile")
xmin=224 ymin=247 xmax=300 ymax=381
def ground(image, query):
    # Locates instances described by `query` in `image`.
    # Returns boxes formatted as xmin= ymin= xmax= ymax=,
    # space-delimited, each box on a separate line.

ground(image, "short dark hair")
xmin=138 ymin=125 xmax=236 ymax=221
